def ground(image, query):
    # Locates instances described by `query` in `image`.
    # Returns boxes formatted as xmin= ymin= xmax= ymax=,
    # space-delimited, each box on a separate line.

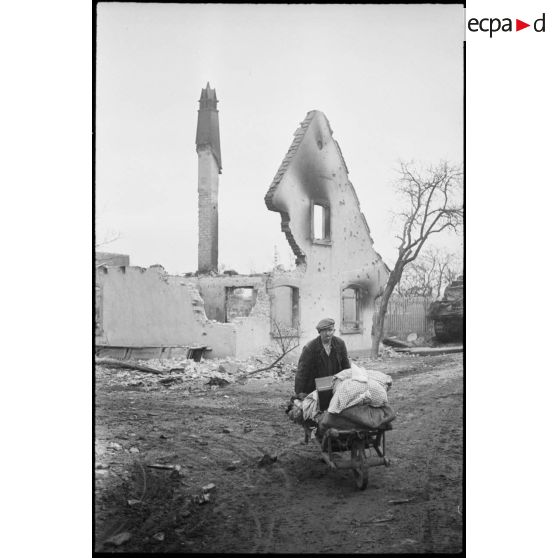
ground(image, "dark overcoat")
xmin=294 ymin=335 xmax=351 ymax=395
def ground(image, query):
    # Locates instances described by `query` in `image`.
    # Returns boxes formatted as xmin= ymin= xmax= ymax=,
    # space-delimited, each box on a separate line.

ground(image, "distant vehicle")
xmin=427 ymin=276 xmax=463 ymax=342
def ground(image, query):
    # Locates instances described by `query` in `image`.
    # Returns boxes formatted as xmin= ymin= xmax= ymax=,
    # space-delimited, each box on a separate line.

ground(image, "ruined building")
xmin=95 ymin=85 xmax=389 ymax=360
xmin=263 ymin=110 xmax=389 ymax=355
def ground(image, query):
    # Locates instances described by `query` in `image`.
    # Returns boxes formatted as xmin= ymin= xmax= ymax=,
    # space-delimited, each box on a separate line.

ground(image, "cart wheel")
xmin=351 ymin=443 xmax=368 ymax=490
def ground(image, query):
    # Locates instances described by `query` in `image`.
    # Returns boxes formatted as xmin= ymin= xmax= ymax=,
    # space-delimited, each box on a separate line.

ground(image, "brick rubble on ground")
xmin=95 ymin=349 xmax=296 ymax=391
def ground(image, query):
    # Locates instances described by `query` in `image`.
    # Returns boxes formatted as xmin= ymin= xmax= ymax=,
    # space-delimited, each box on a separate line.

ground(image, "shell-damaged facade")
xmin=264 ymin=110 xmax=389 ymax=355
xmin=95 ymin=93 xmax=389 ymax=359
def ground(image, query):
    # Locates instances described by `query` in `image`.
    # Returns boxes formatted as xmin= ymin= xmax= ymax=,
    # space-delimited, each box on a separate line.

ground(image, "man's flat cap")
xmin=316 ymin=318 xmax=335 ymax=331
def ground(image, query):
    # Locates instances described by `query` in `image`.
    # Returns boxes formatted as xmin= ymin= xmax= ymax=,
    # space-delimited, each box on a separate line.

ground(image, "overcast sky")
xmin=96 ymin=3 xmax=463 ymax=274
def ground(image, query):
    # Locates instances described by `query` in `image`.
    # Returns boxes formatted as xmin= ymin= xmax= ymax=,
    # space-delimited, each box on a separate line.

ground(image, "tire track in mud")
xmin=170 ymin=399 xmax=300 ymax=553
xmin=210 ymin=405 xmax=298 ymax=553
xmin=352 ymin=365 xmax=463 ymax=553
xmin=421 ymin=399 xmax=463 ymax=553
xmin=383 ymin=370 xmax=463 ymax=553
xmin=96 ymin=356 xmax=462 ymax=553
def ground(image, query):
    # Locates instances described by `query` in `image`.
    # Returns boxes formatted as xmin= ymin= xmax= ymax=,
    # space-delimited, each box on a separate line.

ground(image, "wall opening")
xmin=225 ymin=287 xmax=257 ymax=322
xmin=341 ymin=286 xmax=362 ymax=333
xmin=311 ymin=201 xmax=331 ymax=243
xmin=271 ymin=285 xmax=300 ymax=332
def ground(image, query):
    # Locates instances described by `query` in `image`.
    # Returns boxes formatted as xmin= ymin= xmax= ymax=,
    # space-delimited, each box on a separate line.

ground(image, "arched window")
xmin=342 ymin=286 xmax=362 ymax=332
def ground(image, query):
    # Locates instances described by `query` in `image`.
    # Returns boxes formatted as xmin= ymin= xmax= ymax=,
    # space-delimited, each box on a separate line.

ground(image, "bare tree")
xmin=395 ymin=246 xmax=463 ymax=299
xmin=95 ymin=232 xmax=125 ymax=270
xmin=240 ymin=319 xmax=300 ymax=376
xmin=95 ymin=231 xmax=121 ymax=250
xmin=371 ymin=161 xmax=463 ymax=358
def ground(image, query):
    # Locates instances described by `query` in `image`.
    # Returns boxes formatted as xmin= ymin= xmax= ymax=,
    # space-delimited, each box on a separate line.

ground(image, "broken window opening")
xmin=341 ymin=286 xmax=362 ymax=333
xmin=225 ymin=287 xmax=257 ymax=322
xmin=271 ymin=285 xmax=300 ymax=337
xmin=311 ymin=202 xmax=331 ymax=244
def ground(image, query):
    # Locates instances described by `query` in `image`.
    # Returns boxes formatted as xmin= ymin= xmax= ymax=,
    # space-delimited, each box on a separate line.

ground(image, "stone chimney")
xmin=196 ymin=82 xmax=222 ymax=274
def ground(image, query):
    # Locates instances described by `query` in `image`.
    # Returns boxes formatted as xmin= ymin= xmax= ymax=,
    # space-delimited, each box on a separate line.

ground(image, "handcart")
xmin=304 ymin=422 xmax=392 ymax=490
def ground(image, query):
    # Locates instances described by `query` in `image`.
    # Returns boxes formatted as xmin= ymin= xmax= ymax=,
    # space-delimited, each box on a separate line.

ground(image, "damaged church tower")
xmin=196 ymin=82 xmax=222 ymax=274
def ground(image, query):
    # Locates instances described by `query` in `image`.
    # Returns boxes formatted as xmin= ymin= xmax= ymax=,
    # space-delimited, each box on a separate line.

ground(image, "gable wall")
xmin=267 ymin=112 xmax=389 ymax=353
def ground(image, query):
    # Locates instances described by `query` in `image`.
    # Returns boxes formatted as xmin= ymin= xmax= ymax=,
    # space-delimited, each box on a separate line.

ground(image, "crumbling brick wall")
xmin=96 ymin=265 xmax=239 ymax=356
xmin=96 ymin=266 xmax=277 ymax=358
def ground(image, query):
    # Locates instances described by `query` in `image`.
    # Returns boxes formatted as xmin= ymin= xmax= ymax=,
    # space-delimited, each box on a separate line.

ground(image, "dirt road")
xmin=95 ymin=353 xmax=463 ymax=553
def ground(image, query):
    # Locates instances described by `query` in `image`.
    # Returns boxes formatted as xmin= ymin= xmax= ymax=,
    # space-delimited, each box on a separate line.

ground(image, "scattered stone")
xmin=222 ymin=428 xmax=231 ymax=434
xmin=160 ymin=434 xmax=168 ymax=439
xmin=202 ymin=483 xmax=216 ymax=493
xmin=192 ymin=492 xmax=211 ymax=505
xmin=206 ymin=377 xmax=230 ymax=387
xmin=243 ymin=426 xmax=252 ymax=433
xmin=95 ymin=463 xmax=109 ymax=470
xmin=147 ymin=463 xmax=181 ymax=472
xmin=225 ymin=464 xmax=236 ymax=471
xmin=130 ymin=447 xmax=140 ymax=454
xmin=159 ymin=376 xmax=183 ymax=385
xmin=95 ymin=470 xmax=109 ymax=479
xmin=105 ymin=532 xmax=132 ymax=546
xmin=218 ymin=363 xmax=239 ymax=375
xmin=257 ymin=453 xmax=277 ymax=467
xmin=152 ymin=532 xmax=165 ymax=542
xmin=372 ymin=513 xmax=395 ymax=524
xmin=127 ymin=499 xmax=142 ymax=506
xmin=108 ymin=442 xmax=122 ymax=451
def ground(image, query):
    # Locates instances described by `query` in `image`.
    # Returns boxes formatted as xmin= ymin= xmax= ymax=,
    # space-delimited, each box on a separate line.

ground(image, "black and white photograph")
xmin=94 ymin=2 xmax=464 ymax=553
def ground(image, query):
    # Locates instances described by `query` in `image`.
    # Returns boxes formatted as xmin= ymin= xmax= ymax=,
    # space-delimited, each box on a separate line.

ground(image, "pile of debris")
xmin=95 ymin=350 xmax=296 ymax=391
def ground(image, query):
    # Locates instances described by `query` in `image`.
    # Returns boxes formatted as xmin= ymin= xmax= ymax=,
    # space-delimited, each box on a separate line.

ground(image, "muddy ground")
xmin=95 ymin=353 xmax=463 ymax=554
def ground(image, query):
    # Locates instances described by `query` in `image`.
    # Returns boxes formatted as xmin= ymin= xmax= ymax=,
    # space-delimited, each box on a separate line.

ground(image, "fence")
xmin=374 ymin=296 xmax=433 ymax=339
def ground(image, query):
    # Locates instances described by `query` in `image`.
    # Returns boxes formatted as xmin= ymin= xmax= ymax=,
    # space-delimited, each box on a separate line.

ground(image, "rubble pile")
xmin=378 ymin=344 xmax=403 ymax=359
xmin=95 ymin=351 xmax=296 ymax=391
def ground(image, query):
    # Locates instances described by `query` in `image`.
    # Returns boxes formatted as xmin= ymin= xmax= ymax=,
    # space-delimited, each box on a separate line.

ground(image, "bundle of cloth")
xmin=287 ymin=363 xmax=396 ymax=433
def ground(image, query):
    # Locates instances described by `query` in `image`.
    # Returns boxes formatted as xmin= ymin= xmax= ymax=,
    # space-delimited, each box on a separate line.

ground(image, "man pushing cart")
xmin=287 ymin=318 xmax=396 ymax=490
